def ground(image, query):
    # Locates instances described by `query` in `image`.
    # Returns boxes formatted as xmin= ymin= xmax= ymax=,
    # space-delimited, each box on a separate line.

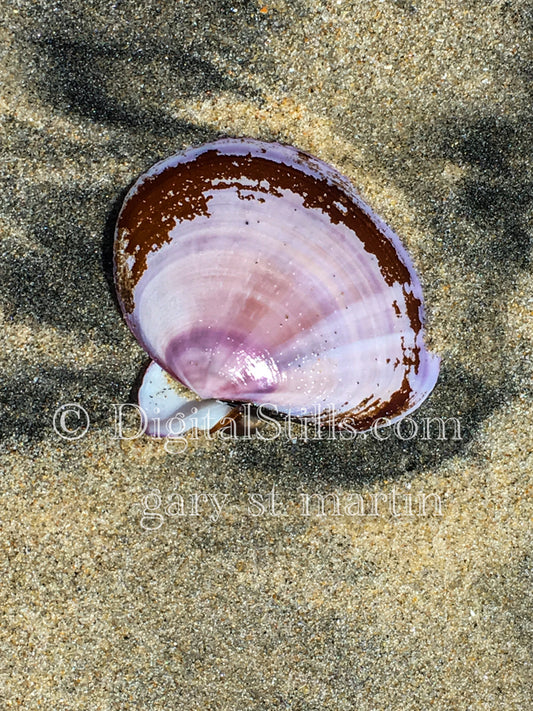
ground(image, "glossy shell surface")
xmin=114 ymin=138 xmax=440 ymax=430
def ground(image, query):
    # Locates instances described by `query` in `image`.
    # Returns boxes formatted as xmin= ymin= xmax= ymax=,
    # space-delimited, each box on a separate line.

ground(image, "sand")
xmin=0 ymin=0 xmax=531 ymax=708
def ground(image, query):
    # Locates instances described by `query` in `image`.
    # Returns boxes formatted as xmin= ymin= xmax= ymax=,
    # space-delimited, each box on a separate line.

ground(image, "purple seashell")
xmin=114 ymin=137 xmax=440 ymax=434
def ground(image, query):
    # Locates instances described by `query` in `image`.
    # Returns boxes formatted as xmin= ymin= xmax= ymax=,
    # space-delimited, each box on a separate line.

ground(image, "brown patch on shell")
xmin=115 ymin=147 xmax=415 ymax=312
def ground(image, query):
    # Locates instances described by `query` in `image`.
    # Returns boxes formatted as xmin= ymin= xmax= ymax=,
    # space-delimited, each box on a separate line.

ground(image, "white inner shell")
xmin=131 ymin=182 xmax=421 ymax=423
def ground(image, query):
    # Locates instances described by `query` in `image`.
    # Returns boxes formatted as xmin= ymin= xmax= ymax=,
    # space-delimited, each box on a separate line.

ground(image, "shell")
xmin=114 ymin=137 xmax=440 ymax=434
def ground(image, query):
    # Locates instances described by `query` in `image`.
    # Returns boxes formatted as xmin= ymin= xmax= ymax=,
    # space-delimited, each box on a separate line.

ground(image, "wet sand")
xmin=0 ymin=1 xmax=532 ymax=708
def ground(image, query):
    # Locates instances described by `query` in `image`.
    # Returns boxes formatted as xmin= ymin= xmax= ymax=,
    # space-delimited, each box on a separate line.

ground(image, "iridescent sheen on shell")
xmin=114 ymin=138 xmax=440 ymax=432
